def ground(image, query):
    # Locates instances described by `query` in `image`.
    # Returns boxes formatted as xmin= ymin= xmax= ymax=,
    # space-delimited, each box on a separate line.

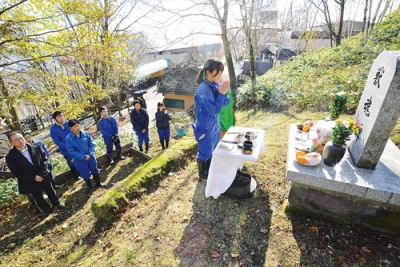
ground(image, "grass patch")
xmin=1 ymin=110 xmax=399 ymax=266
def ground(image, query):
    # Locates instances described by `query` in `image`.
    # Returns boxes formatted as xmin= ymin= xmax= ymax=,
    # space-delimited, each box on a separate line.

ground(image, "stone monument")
xmin=348 ymin=51 xmax=400 ymax=169
xmin=285 ymin=51 xmax=400 ymax=235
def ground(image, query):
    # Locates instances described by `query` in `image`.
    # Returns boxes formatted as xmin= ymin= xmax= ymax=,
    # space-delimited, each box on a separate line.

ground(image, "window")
xmin=165 ymin=99 xmax=184 ymax=109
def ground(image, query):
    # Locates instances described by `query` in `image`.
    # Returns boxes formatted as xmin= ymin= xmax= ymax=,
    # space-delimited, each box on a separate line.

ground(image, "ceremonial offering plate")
xmin=295 ymin=152 xmax=321 ymax=166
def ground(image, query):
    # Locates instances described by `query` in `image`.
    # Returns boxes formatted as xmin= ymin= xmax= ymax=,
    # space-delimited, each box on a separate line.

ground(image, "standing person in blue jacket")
xmin=155 ymin=102 xmax=172 ymax=150
xmin=23 ymin=132 xmax=59 ymax=189
xmin=193 ymin=59 xmax=230 ymax=179
xmin=49 ymin=111 xmax=80 ymax=181
xmin=98 ymin=106 xmax=126 ymax=165
xmin=130 ymin=100 xmax=150 ymax=153
xmin=66 ymin=119 xmax=105 ymax=193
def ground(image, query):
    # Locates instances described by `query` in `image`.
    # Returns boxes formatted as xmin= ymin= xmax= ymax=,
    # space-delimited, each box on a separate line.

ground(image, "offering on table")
xmin=295 ymin=150 xmax=321 ymax=166
xmin=302 ymin=120 xmax=314 ymax=132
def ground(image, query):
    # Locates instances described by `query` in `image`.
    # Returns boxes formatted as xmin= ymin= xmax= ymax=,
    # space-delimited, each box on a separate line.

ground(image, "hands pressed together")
xmin=219 ymin=80 xmax=230 ymax=95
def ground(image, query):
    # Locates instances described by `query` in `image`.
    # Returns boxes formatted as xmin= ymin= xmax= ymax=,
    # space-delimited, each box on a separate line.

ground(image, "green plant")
xmin=49 ymin=156 xmax=70 ymax=176
xmin=0 ymin=178 xmax=20 ymax=208
xmin=171 ymin=112 xmax=192 ymax=130
xmin=330 ymin=92 xmax=348 ymax=119
xmin=332 ymin=118 xmax=362 ymax=145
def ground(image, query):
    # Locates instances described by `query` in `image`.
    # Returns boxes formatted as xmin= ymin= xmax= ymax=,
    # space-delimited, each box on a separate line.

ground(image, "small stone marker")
xmin=349 ymin=51 xmax=400 ymax=169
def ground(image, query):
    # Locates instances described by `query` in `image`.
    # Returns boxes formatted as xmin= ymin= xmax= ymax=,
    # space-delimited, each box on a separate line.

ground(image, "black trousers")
xmin=30 ymin=183 xmax=60 ymax=212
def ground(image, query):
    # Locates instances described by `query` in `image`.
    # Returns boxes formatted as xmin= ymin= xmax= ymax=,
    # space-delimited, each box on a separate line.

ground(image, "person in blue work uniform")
xmin=23 ymin=132 xmax=59 ymax=189
xmin=49 ymin=111 xmax=80 ymax=181
xmin=130 ymin=100 xmax=150 ymax=153
xmin=66 ymin=119 xmax=105 ymax=193
xmin=98 ymin=106 xmax=126 ymax=165
xmin=155 ymin=102 xmax=172 ymax=150
xmin=192 ymin=59 xmax=230 ymax=179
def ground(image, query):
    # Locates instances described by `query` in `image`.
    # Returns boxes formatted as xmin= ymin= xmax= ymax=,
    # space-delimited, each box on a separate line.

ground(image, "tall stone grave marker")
xmin=349 ymin=51 xmax=400 ymax=169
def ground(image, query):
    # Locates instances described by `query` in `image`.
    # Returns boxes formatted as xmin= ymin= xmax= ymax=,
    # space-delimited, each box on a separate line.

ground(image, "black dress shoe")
xmin=44 ymin=209 xmax=52 ymax=216
xmin=57 ymin=204 xmax=65 ymax=209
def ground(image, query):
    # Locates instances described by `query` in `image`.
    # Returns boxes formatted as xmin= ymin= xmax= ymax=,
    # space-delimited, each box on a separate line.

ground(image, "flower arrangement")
xmin=330 ymin=92 xmax=347 ymax=119
xmin=331 ymin=118 xmax=362 ymax=146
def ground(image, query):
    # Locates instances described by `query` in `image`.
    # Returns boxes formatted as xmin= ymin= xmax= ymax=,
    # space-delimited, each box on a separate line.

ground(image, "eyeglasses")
xmin=11 ymin=137 xmax=24 ymax=143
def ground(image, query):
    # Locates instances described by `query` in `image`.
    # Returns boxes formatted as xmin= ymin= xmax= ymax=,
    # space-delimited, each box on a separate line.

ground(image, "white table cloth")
xmin=205 ymin=126 xmax=265 ymax=198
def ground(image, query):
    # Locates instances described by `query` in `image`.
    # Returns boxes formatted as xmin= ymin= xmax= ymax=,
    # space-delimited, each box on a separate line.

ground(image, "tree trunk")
xmin=361 ymin=0 xmax=368 ymax=32
xmin=218 ymin=1 xmax=237 ymax=103
xmin=0 ymin=74 xmax=21 ymax=131
xmin=336 ymin=0 xmax=346 ymax=46
xmin=92 ymin=104 xmax=101 ymax=131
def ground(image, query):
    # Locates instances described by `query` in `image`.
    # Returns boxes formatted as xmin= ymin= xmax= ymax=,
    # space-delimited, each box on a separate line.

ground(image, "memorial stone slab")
xmin=348 ymin=51 xmax=400 ymax=169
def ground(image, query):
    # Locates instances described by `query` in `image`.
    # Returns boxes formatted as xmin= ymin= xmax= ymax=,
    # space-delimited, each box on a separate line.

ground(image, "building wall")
xmin=163 ymin=93 xmax=194 ymax=113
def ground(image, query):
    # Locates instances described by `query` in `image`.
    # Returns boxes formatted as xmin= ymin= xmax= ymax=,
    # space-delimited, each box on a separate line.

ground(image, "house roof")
xmin=242 ymin=61 xmax=273 ymax=75
xmin=134 ymin=59 xmax=172 ymax=80
xmin=158 ymin=67 xmax=199 ymax=96
xmin=261 ymin=46 xmax=301 ymax=61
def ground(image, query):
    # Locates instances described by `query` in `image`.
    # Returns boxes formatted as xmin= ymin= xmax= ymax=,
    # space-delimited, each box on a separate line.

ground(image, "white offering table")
xmin=205 ymin=126 xmax=265 ymax=198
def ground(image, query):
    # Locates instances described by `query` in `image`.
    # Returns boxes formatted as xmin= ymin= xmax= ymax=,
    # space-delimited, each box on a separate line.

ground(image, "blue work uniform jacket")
xmin=34 ymin=141 xmax=50 ymax=159
xmin=50 ymin=121 xmax=72 ymax=155
xmin=193 ymin=78 xmax=230 ymax=160
xmin=65 ymin=130 xmax=96 ymax=163
xmin=98 ymin=116 xmax=119 ymax=140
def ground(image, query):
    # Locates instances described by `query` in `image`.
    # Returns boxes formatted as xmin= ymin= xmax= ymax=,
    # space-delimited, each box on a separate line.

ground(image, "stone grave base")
xmin=286 ymin=125 xmax=400 ymax=235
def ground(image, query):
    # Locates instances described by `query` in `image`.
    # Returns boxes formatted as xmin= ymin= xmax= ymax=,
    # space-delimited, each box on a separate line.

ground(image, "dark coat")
xmin=155 ymin=109 xmax=172 ymax=130
xmin=130 ymin=108 xmax=149 ymax=131
xmin=6 ymin=143 xmax=52 ymax=194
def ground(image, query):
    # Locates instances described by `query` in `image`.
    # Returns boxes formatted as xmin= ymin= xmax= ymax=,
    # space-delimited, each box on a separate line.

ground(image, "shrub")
xmin=0 ymin=178 xmax=21 ymax=208
xmin=235 ymin=7 xmax=400 ymax=112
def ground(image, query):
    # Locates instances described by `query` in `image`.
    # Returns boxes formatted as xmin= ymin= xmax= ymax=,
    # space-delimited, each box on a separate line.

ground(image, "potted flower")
xmin=330 ymin=92 xmax=348 ymax=120
xmin=171 ymin=111 xmax=192 ymax=137
xmin=323 ymin=118 xmax=362 ymax=166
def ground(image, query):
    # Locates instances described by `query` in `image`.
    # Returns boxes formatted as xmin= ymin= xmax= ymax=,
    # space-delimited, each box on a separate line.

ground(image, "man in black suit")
xmin=6 ymin=132 xmax=65 ymax=216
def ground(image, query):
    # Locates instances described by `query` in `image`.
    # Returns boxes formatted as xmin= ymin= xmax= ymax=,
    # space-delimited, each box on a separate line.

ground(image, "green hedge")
xmin=91 ymin=137 xmax=197 ymax=222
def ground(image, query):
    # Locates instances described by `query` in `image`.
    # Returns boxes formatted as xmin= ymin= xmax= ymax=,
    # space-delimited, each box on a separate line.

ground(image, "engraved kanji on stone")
xmin=363 ymin=96 xmax=372 ymax=117
xmin=373 ymin=67 xmax=384 ymax=88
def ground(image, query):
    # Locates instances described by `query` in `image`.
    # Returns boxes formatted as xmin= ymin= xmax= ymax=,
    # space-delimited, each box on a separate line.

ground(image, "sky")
xmin=129 ymin=0 xmax=400 ymax=49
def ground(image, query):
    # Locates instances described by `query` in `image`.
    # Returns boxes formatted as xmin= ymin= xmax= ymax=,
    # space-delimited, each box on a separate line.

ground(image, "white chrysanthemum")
xmin=342 ymin=120 xmax=349 ymax=128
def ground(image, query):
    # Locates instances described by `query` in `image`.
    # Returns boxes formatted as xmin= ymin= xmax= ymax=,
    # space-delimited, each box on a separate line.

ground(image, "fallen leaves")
xmin=231 ymin=252 xmax=239 ymax=258
xmin=355 ymin=254 xmax=367 ymax=263
xmin=102 ymin=241 xmax=112 ymax=251
xmin=361 ymin=246 xmax=371 ymax=253
xmin=211 ymin=250 xmax=219 ymax=258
